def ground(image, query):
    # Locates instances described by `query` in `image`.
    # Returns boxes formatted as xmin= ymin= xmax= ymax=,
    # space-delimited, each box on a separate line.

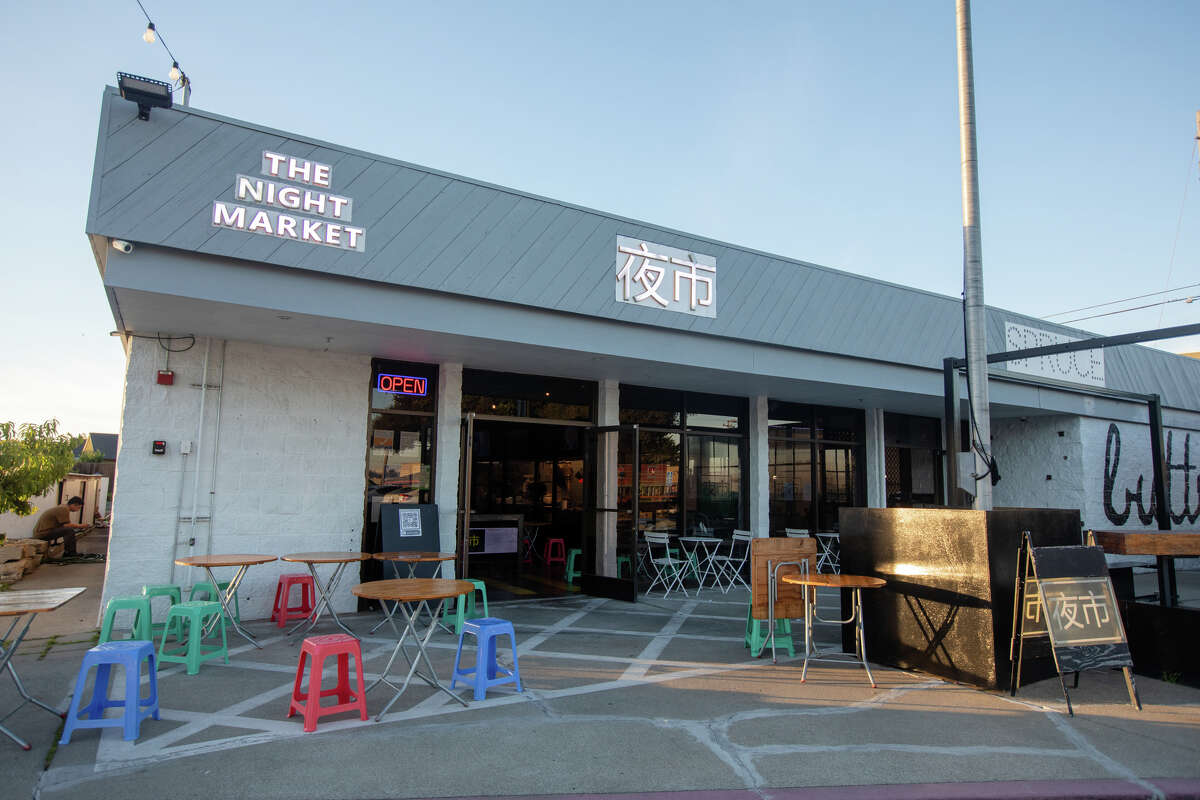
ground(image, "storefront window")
xmin=463 ymin=369 xmax=594 ymax=422
xmin=619 ymin=385 xmax=747 ymax=536
xmin=768 ymin=401 xmax=865 ymax=533
xmin=364 ymin=360 xmax=438 ymax=553
xmin=884 ymin=413 xmax=944 ymax=507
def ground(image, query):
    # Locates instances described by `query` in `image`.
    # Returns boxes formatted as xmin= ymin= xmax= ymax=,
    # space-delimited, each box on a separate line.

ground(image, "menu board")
xmin=1010 ymin=536 xmax=1139 ymax=714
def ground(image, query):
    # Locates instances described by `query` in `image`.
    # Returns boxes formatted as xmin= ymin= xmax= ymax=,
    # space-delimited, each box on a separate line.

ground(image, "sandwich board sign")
xmin=1009 ymin=531 xmax=1140 ymax=715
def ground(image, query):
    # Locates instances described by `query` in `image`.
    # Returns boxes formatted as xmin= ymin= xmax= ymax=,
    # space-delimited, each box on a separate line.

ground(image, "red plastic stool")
xmin=544 ymin=538 xmax=566 ymax=566
xmin=287 ymin=634 xmax=368 ymax=732
xmin=271 ymin=573 xmax=316 ymax=628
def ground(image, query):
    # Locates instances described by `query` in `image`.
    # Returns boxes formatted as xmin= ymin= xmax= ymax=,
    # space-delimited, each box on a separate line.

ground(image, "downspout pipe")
xmin=187 ymin=338 xmax=211 ymax=552
xmin=204 ymin=339 xmax=226 ymax=556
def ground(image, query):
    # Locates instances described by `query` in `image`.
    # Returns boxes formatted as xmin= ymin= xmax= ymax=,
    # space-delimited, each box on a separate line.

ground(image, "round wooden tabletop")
xmin=282 ymin=551 xmax=372 ymax=564
xmin=372 ymin=551 xmax=456 ymax=562
xmin=780 ymin=573 xmax=886 ymax=590
xmin=174 ymin=554 xmax=278 ymax=568
xmin=352 ymin=578 xmax=474 ymax=603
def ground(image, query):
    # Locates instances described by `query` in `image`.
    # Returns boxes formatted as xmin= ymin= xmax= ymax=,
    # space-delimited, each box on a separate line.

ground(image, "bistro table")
xmin=1089 ymin=529 xmax=1200 ymax=608
xmin=781 ymin=572 xmax=886 ymax=688
xmin=369 ymin=552 xmax=458 ymax=634
xmin=522 ymin=521 xmax=553 ymax=563
xmin=1 ymin=587 xmax=86 ymax=749
xmin=174 ymin=554 xmax=277 ymax=647
xmin=280 ymin=552 xmax=372 ymax=637
xmin=352 ymin=578 xmax=474 ymax=717
xmin=676 ymin=536 xmax=723 ymax=588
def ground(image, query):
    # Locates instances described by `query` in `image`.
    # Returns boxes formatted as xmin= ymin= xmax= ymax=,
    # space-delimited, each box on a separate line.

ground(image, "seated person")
xmin=33 ymin=496 xmax=89 ymax=557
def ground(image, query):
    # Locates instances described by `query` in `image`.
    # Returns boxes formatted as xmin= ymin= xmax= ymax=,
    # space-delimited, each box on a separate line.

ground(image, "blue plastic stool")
xmin=60 ymin=641 xmax=160 ymax=743
xmin=450 ymin=618 xmax=522 ymax=701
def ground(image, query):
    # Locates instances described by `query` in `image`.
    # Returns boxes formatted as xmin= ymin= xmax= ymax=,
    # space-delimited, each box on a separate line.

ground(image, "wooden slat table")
xmin=174 ymin=554 xmax=277 ymax=647
xmin=1 ymin=587 xmax=86 ymax=749
xmin=353 ymin=578 xmax=474 ymax=716
xmin=1088 ymin=530 xmax=1200 ymax=607
xmin=281 ymin=552 xmax=373 ymax=637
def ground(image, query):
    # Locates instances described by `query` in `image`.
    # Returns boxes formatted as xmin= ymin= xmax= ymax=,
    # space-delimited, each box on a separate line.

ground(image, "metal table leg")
xmin=367 ymin=598 xmax=466 ymax=718
xmin=1 ymin=614 xmax=63 ymax=750
xmin=288 ymin=562 xmax=356 ymax=638
xmin=201 ymin=565 xmax=263 ymax=648
xmin=799 ymin=584 xmax=876 ymax=688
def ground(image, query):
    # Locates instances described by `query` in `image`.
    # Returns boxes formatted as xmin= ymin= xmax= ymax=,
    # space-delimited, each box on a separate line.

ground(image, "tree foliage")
xmin=0 ymin=420 xmax=84 ymax=516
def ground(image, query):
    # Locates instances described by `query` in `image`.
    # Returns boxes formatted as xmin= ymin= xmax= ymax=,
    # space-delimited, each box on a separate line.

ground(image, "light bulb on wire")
xmin=169 ymin=61 xmax=181 ymax=81
xmin=143 ymin=22 xmax=156 ymax=43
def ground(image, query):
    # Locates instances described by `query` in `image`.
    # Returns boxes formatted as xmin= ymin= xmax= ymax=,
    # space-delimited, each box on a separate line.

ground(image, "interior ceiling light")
xmin=143 ymin=22 xmax=156 ymax=43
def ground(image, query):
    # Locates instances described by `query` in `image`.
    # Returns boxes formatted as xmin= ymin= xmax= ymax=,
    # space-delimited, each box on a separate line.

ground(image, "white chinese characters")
xmin=615 ymin=236 xmax=716 ymax=318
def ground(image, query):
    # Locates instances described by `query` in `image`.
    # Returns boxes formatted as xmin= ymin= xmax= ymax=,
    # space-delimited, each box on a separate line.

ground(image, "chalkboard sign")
xmin=1010 ymin=532 xmax=1140 ymax=714
xmin=380 ymin=503 xmax=443 ymax=578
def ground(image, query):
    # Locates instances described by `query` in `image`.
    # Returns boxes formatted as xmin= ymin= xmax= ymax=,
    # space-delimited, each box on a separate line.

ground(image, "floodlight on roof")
xmin=117 ymin=72 xmax=172 ymax=121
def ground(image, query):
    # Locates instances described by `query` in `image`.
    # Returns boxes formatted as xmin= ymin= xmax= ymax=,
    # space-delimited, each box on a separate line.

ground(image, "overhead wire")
xmin=135 ymin=0 xmax=189 ymax=96
xmin=1044 ymin=282 xmax=1200 ymax=319
xmin=1061 ymin=296 xmax=1196 ymax=325
xmin=1158 ymin=136 xmax=1198 ymax=326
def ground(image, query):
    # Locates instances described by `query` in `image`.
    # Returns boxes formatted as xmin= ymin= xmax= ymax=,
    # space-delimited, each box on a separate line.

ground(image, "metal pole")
xmin=943 ymin=358 xmax=961 ymax=506
xmin=956 ymin=0 xmax=993 ymax=509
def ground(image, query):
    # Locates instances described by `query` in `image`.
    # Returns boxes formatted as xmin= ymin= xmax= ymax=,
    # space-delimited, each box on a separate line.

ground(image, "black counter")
xmin=839 ymin=507 xmax=1081 ymax=689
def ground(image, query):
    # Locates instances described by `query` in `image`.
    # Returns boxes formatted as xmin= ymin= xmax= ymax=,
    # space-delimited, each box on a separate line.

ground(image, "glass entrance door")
xmin=581 ymin=425 xmax=640 ymax=601
xmin=459 ymin=414 xmax=588 ymax=601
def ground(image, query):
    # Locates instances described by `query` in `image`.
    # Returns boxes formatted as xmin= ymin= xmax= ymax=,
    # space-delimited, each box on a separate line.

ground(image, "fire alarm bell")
xmin=152 ymin=440 xmax=166 ymax=455
xmin=156 ymin=370 xmax=175 ymax=385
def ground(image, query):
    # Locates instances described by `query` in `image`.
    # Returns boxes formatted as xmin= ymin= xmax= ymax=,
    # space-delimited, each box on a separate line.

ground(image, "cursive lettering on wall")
xmin=1103 ymin=423 xmax=1200 ymax=526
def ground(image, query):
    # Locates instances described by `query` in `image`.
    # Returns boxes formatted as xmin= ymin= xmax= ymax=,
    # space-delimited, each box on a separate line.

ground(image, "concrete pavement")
xmin=3 ymin=575 xmax=1199 ymax=800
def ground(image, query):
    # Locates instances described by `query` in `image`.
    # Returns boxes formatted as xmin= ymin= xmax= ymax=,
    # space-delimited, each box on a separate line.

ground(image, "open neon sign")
xmin=377 ymin=373 xmax=428 ymax=396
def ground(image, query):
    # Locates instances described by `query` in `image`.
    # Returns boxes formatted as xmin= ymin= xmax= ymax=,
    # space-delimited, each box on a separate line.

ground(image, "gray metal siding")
xmin=87 ymin=87 xmax=1200 ymax=411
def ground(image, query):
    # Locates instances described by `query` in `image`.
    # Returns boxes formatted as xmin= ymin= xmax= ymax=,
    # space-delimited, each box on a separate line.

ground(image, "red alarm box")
xmin=156 ymin=370 xmax=175 ymax=385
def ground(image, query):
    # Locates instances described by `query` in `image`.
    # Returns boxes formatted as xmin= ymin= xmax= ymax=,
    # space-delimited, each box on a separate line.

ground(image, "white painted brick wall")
xmin=993 ymin=413 xmax=1200 ymax=568
xmin=991 ymin=416 xmax=1085 ymax=514
xmin=104 ymin=337 xmax=370 ymax=620
xmin=1080 ymin=416 xmax=1200 ymax=531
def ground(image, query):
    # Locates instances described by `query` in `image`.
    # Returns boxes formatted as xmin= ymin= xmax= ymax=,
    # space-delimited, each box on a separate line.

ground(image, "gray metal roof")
xmin=86 ymin=87 xmax=1200 ymax=411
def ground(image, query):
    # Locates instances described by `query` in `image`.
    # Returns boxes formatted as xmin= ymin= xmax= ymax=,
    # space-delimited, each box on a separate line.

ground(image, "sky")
xmin=1 ymin=1 xmax=1197 ymax=439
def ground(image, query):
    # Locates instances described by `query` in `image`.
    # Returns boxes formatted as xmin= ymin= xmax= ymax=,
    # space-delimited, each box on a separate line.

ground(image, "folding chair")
xmin=815 ymin=532 xmax=841 ymax=574
xmin=642 ymin=532 xmax=690 ymax=598
xmin=711 ymin=530 xmax=753 ymax=593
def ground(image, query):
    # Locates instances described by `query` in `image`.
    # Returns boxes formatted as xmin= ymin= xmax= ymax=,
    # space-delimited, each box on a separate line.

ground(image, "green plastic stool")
xmin=744 ymin=605 xmax=794 ymax=658
xmin=99 ymin=596 xmax=154 ymax=644
xmin=443 ymin=579 xmax=489 ymax=636
xmin=565 ymin=549 xmax=583 ymax=584
xmin=158 ymin=601 xmax=228 ymax=675
xmin=189 ymin=581 xmax=240 ymax=623
xmin=616 ymin=555 xmax=632 ymax=578
xmin=142 ymin=584 xmax=184 ymax=640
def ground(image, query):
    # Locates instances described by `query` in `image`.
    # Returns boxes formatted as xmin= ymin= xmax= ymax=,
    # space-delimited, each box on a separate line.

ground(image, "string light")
xmin=135 ymin=1 xmax=191 ymax=103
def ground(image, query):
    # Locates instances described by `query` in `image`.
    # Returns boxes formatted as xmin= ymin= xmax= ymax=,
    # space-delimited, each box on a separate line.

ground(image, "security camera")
xmin=111 ymin=239 xmax=134 ymax=254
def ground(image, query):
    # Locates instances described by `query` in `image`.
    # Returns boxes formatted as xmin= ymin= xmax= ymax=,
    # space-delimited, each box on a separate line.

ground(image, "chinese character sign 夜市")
xmin=1030 ymin=577 xmax=1124 ymax=647
xmin=615 ymin=236 xmax=717 ymax=318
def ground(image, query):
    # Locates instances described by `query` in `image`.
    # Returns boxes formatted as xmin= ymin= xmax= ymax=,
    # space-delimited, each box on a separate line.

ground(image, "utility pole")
xmin=956 ymin=0 xmax=993 ymax=509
